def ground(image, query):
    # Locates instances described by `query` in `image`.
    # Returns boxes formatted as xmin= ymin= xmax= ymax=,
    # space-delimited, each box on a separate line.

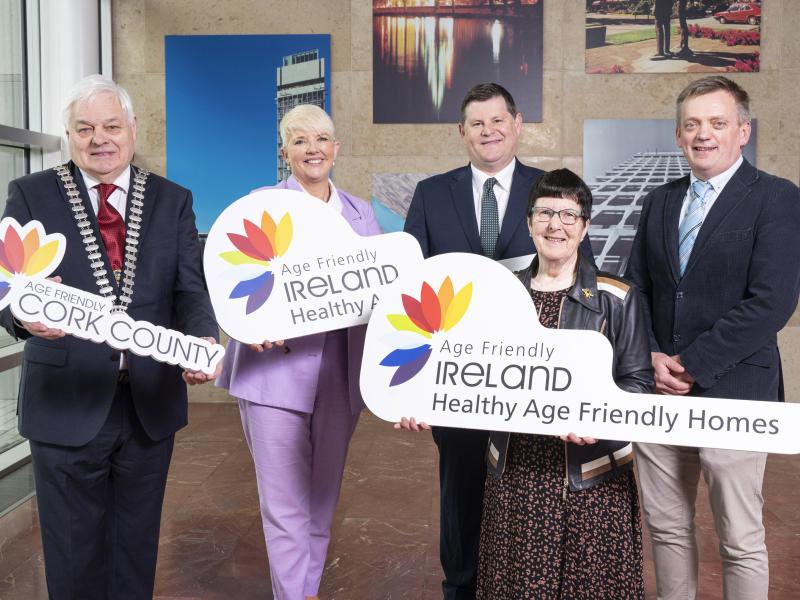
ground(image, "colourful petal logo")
xmin=220 ymin=211 xmax=292 ymax=314
xmin=0 ymin=219 xmax=65 ymax=305
xmin=381 ymin=277 xmax=472 ymax=386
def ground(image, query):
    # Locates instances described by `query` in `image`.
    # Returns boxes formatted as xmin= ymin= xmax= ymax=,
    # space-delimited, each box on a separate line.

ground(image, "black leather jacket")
xmin=487 ymin=254 xmax=654 ymax=492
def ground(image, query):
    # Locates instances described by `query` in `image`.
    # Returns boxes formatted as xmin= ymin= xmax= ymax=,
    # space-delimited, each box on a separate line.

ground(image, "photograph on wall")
xmin=373 ymin=0 xmax=543 ymax=123
xmin=165 ymin=34 xmax=331 ymax=233
xmin=371 ymin=172 xmax=430 ymax=233
xmin=585 ymin=1 xmax=761 ymax=74
xmin=584 ymin=118 xmax=757 ymax=275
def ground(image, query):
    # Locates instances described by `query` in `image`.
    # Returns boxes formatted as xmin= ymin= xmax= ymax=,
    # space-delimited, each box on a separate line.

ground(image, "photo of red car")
xmin=713 ymin=2 xmax=761 ymax=25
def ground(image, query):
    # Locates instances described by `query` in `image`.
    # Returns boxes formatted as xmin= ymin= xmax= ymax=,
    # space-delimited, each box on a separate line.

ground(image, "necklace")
xmin=54 ymin=164 xmax=147 ymax=312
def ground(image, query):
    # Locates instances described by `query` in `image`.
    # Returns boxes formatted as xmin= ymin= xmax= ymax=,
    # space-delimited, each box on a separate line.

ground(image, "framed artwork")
xmin=583 ymin=118 xmax=757 ymax=274
xmin=373 ymin=0 xmax=543 ymax=123
xmin=165 ymin=34 xmax=331 ymax=232
xmin=585 ymin=1 xmax=761 ymax=74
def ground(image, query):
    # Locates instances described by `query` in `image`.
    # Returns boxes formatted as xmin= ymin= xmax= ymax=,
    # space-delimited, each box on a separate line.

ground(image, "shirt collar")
xmin=80 ymin=166 xmax=131 ymax=195
xmin=690 ymin=155 xmax=743 ymax=195
xmin=471 ymin=158 xmax=516 ymax=193
xmin=296 ymin=179 xmax=343 ymax=214
xmin=327 ymin=180 xmax=344 ymax=214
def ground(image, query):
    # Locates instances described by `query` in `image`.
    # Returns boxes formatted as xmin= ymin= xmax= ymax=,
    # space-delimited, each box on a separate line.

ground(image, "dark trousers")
xmin=29 ymin=377 xmax=174 ymax=600
xmin=432 ymin=425 xmax=489 ymax=600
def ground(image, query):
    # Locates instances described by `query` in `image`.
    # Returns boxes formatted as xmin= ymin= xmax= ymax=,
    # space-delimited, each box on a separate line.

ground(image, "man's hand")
xmin=20 ymin=320 xmax=66 ymax=340
xmin=651 ymin=352 xmax=693 ymax=395
xmin=182 ymin=337 xmax=221 ymax=385
xmin=560 ymin=432 xmax=598 ymax=445
xmin=16 ymin=276 xmax=66 ymax=340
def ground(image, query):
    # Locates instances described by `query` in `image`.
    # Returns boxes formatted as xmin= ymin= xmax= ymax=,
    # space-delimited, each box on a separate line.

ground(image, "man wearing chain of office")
xmin=0 ymin=75 xmax=218 ymax=600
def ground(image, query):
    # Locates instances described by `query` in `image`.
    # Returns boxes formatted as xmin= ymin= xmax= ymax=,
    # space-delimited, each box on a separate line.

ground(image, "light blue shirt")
xmin=679 ymin=155 xmax=743 ymax=228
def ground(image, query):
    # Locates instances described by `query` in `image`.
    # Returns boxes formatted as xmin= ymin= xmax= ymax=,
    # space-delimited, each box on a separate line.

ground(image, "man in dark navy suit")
xmin=1 ymin=75 xmax=218 ymax=599
xmin=626 ymin=76 xmax=800 ymax=600
xmin=404 ymin=82 xmax=591 ymax=600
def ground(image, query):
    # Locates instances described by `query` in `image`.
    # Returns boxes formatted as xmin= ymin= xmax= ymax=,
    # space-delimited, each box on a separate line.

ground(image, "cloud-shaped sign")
xmin=0 ymin=218 xmax=66 ymax=308
xmin=360 ymin=253 xmax=800 ymax=454
xmin=204 ymin=189 xmax=423 ymax=344
xmin=0 ymin=217 xmax=223 ymax=374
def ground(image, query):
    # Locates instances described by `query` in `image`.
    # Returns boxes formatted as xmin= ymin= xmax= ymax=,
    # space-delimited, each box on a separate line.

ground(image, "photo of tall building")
xmin=588 ymin=151 xmax=690 ymax=274
xmin=583 ymin=118 xmax=757 ymax=275
xmin=165 ymin=35 xmax=331 ymax=232
xmin=276 ymin=49 xmax=328 ymax=181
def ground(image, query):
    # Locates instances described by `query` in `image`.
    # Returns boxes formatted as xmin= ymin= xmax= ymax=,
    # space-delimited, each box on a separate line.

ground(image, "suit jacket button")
xmin=672 ymin=334 xmax=681 ymax=342
xmin=676 ymin=292 xmax=684 ymax=300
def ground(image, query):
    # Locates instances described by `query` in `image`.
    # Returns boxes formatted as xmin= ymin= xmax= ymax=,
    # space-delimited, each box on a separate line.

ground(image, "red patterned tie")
xmin=95 ymin=183 xmax=126 ymax=278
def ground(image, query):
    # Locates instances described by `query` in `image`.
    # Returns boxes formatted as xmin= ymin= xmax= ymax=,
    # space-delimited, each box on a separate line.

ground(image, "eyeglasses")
xmin=530 ymin=207 xmax=585 ymax=226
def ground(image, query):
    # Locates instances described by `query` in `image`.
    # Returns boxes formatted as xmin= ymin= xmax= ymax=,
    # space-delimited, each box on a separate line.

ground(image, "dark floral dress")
xmin=476 ymin=288 xmax=644 ymax=600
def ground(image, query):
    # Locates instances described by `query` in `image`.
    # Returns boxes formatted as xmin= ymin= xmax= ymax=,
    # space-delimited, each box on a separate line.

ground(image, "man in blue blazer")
xmin=1 ymin=75 xmax=218 ymax=599
xmin=405 ymin=83 xmax=592 ymax=600
xmin=626 ymin=76 xmax=800 ymax=599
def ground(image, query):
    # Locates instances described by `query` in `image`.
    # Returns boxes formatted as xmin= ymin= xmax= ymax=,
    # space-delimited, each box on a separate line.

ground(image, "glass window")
xmin=0 ymin=0 xmax=26 ymax=128
xmin=0 ymin=144 xmax=26 ymax=219
xmin=0 ymin=0 xmax=26 ymax=457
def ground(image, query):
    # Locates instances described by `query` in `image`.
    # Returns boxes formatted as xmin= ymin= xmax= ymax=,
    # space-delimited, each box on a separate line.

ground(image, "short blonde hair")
xmin=279 ymin=104 xmax=335 ymax=147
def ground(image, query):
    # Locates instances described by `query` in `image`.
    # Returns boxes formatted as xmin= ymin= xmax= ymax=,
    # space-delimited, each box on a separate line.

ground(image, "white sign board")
xmin=360 ymin=253 xmax=800 ymax=454
xmin=204 ymin=189 xmax=423 ymax=344
xmin=0 ymin=218 xmax=224 ymax=374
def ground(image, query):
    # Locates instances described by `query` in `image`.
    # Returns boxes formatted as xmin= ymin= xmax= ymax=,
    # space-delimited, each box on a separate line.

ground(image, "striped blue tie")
xmin=678 ymin=180 xmax=712 ymax=276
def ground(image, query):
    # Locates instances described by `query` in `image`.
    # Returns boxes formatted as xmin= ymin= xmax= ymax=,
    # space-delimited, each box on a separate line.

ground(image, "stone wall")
xmin=112 ymin=0 xmax=800 ymax=399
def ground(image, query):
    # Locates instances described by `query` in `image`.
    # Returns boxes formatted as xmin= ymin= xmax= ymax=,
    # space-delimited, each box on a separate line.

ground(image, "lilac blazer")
xmin=216 ymin=176 xmax=382 ymax=414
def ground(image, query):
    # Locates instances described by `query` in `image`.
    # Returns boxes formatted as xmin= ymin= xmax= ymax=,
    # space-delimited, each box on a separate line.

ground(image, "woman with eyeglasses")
xmin=475 ymin=169 xmax=653 ymax=599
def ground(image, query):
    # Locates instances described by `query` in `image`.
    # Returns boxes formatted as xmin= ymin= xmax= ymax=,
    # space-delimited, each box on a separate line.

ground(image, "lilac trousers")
xmin=238 ymin=331 xmax=360 ymax=599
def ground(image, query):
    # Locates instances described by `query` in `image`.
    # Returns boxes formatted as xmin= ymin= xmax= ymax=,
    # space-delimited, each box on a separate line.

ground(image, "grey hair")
xmin=676 ymin=75 xmax=751 ymax=127
xmin=279 ymin=104 xmax=335 ymax=147
xmin=62 ymin=74 xmax=136 ymax=130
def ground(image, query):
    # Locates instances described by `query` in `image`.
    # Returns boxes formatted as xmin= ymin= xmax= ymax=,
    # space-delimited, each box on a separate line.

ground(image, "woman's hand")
xmin=394 ymin=417 xmax=430 ymax=432
xmin=248 ymin=340 xmax=285 ymax=352
xmin=560 ymin=432 xmax=597 ymax=445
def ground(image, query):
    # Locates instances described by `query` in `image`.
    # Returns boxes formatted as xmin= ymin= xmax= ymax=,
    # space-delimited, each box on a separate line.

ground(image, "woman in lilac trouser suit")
xmin=217 ymin=105 xmax=381 ymax=600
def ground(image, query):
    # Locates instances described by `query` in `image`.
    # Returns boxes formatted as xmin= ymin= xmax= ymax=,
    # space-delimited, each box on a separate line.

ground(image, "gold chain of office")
xmin=53 ymin=164 xmax=147 ymax=312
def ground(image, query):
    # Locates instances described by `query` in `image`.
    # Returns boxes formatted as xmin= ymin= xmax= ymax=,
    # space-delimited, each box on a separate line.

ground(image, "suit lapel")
xmin=449 ymin=167 xmax=482 ymax=254
xmin=496 ymin=160 xmax=530 ymax=258
xmin=663 ymin=176 xmax=688 ymax=283
xmin=682 ymin=161 xmax=752 ymax=278
xmin=131 ymin=165 xmax=156 ymax=259
xmin=339 ymin=195 xmax=364 ymax=234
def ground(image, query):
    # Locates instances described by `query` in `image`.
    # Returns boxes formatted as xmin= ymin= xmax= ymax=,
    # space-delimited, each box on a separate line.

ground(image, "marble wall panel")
xmin=112 ymin=0 xmax=800 ymax=325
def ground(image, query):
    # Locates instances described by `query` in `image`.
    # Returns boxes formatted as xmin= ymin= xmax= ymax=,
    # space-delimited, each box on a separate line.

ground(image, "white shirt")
xmin=679 ymin=155 xmax=743 ymax=228
xmin=79 ymin=166 xmax=131 ymax=369
xmin=471 ymin=159 xmax=516 ymax=233
xmin=80 ymin=166 xmax=130 ymax=218
xmin=297 ymin=179 xmax=344 ymax=215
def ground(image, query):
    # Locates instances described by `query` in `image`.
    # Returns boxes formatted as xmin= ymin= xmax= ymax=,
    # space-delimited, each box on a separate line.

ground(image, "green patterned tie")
xmin=480 ymin=177 xmax=499 ymax=258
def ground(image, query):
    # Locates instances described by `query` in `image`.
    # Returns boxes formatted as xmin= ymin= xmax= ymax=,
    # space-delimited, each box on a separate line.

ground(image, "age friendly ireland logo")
xmin=380 ymin=277 xmax=472 ymax=386
xmin=0 ymin=220 xmax=64 ymax=305
xmin=220 ymin=211 xmax=292 ymax=314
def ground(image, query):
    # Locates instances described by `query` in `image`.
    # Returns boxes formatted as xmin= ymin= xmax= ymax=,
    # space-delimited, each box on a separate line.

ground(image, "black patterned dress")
xmin=476 ymin=288 xmax=644 ymax=600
